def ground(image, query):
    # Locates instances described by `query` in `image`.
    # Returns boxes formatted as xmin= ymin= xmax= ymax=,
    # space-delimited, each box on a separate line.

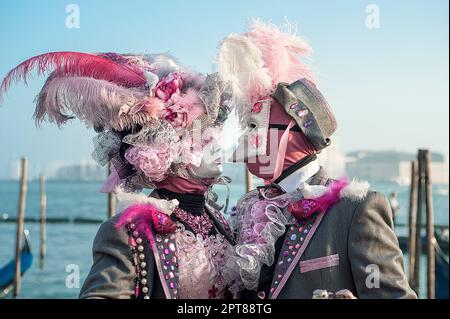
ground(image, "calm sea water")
xmin=0 ymin=179 xmax=448 ymax=299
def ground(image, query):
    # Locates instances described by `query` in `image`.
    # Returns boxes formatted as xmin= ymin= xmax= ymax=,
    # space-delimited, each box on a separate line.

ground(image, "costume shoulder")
xmin=340 ymin=181 xmax=395 ymax=232
xmin=92 ymin=214 xmax=130 ymax=255
xmin=79 ymin=214 xmax=140 ymax=299
xmin=324 ymin=179 xmax=372 ymax=222
xmin=345 ymin=187 xmax=417 ymax=299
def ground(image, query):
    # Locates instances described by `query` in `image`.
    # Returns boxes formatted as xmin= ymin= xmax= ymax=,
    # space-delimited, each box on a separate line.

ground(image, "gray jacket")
xmin=79 ymin=200 xmax=233 ymax=299
xmin=243 ymin=168 xmax=417 ymax=299
xmin=79 ymin=213 xmax=164 ymax=299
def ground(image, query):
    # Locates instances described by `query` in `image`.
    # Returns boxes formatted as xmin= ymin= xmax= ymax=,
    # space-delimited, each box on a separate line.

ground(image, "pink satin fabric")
xmin=154 ymin=175 xmax=209 ymax=194
xmin=247 ymin=98 xmax=317 ymax=181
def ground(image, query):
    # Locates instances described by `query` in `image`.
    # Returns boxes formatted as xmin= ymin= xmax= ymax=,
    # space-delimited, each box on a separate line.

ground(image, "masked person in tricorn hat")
xmin=218 ymin=19 xmax=417 ymax=299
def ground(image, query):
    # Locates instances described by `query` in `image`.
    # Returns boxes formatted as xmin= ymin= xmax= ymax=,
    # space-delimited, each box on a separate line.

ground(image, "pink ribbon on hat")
xmin=270 ymin=119 xmax=295 ymax=182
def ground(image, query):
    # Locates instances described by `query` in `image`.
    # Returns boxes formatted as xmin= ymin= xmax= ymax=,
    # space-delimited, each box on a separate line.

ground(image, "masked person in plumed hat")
xmin=1 ymin=52 xmax=237 ymax=299
xmin=217 ymin=19 xmax=417 ymax=299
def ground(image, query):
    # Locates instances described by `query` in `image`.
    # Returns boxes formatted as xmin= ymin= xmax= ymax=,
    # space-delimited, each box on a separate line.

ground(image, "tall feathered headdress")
xmin=1 ymin=51 xmax=232 ymax=190
xmin=216 ymin=19 xmax=315 ymax=127
xmin=0 ymin=51 xmax=160 ymax=129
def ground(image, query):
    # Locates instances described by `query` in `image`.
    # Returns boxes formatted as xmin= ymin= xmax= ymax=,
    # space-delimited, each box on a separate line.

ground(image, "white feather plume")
xmin=216 ymin=33 xmax=272 ymax=127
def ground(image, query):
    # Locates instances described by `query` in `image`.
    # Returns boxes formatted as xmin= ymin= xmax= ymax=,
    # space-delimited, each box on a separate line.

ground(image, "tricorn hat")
xmin=272 ymin=78 xmax=337 ymax=151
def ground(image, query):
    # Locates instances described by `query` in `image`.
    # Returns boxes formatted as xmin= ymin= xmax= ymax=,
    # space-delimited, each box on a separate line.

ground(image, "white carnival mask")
xmin=230 ymin=99 xmax=271 ymax=162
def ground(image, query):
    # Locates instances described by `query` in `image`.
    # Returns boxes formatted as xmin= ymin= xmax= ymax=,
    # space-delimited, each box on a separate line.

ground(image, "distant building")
xmin=398 ymin=161 xmax=449 ymax=185
xmin=346 ymin=151 xmax=448 ymax=185
xmin=54 ymin=163 xmax=107 ymax=181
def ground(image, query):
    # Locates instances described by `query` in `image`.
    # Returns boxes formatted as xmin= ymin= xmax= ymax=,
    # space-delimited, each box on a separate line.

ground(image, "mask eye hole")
xmin=249 ymin=122 xmax=257 ymax=129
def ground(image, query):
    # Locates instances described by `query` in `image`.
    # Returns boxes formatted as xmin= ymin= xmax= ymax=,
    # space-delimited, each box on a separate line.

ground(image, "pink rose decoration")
xmin=154 ymin=72 xmax=183 ymax=101
xmin=164 ymin=89 xmax=203 ymax=130
xmin=125 ymin=144 xmax=176 ymax=182
xmin=164 ymin=104 xmax=189 ymax=129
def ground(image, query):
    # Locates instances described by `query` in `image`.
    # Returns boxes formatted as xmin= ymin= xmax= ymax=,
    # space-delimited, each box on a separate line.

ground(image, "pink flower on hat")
xmin=164 ymin=89 xmax=205 ymax=130
xmin=164 ymin=104 xmax=189 ymax=129
xmin=154 ymin=72 xmax=183 ymax=101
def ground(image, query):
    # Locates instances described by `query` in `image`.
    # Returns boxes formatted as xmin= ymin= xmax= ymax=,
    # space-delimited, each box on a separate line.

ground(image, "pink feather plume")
xmin=115 ymin=203 xmax=178 ymax=243
xmin=314 ymin=178 xmax=349 ymax=211
xmin=35 ymin=75 xmax=161 ymax=131
xmin=288 ymin=178 xmax=349 ymax=220
xmin=97 ymin=52 xmax=154 ymax=72
xmin=247 ymin=19 xmax=316 ymax=85
xmin=0 ymin=51 xmax=147 ymax=102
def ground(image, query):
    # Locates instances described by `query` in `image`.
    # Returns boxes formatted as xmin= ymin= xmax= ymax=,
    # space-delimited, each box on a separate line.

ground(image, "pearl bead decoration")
xmin=126 ymin=223 xmax=150 ymax=299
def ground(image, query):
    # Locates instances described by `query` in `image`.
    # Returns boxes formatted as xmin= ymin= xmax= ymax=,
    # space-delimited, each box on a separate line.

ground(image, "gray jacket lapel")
xmin=269 ymin=168 xmax=330 ymax=299
xmin=147 ymin=191 xmax=235 ymax=299
xmin=144 ymin=191 xmax=179 ymax=299
xmin=151 ymin=233 xmax=179 ymax=299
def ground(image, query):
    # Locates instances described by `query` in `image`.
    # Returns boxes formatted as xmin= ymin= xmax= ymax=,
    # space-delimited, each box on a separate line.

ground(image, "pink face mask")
xmin=245 ymin=99 xmax=317 ymax=182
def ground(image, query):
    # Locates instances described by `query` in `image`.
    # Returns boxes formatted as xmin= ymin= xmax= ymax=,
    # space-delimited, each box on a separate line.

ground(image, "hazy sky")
xmin=0 ymin=0 xmax=448 ymax=179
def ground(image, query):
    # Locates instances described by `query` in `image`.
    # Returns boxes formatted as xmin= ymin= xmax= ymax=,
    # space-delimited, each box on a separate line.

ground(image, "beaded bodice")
xmin=124 ymin=206 xmax=234 ymax=299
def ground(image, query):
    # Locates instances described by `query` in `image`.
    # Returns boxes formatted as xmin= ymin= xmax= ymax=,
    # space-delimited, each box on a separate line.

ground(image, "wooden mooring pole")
xmin=108 ymin=192 xmax=115 ymax=218
xmin=423 ymin=150 xmax=435 ymax=299
xmin=408 ymin=160 xmax=418 ymax=288
xmin=13 ymin=158 xmax=27 ymax=298
xmin=412 ymin=150 xmax=424 ymax=295
xmin=40 ymin=175 xmax=47 ymax=268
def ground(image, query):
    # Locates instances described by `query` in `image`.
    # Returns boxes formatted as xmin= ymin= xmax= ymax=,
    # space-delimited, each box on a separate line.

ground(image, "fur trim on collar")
xmin=114 ymin=187 xmax=178 ymax=215
xmin=303 ymin=179 xmax=370 ymax=201
xmin=339 ymin=179 xmax=370 ymax=201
